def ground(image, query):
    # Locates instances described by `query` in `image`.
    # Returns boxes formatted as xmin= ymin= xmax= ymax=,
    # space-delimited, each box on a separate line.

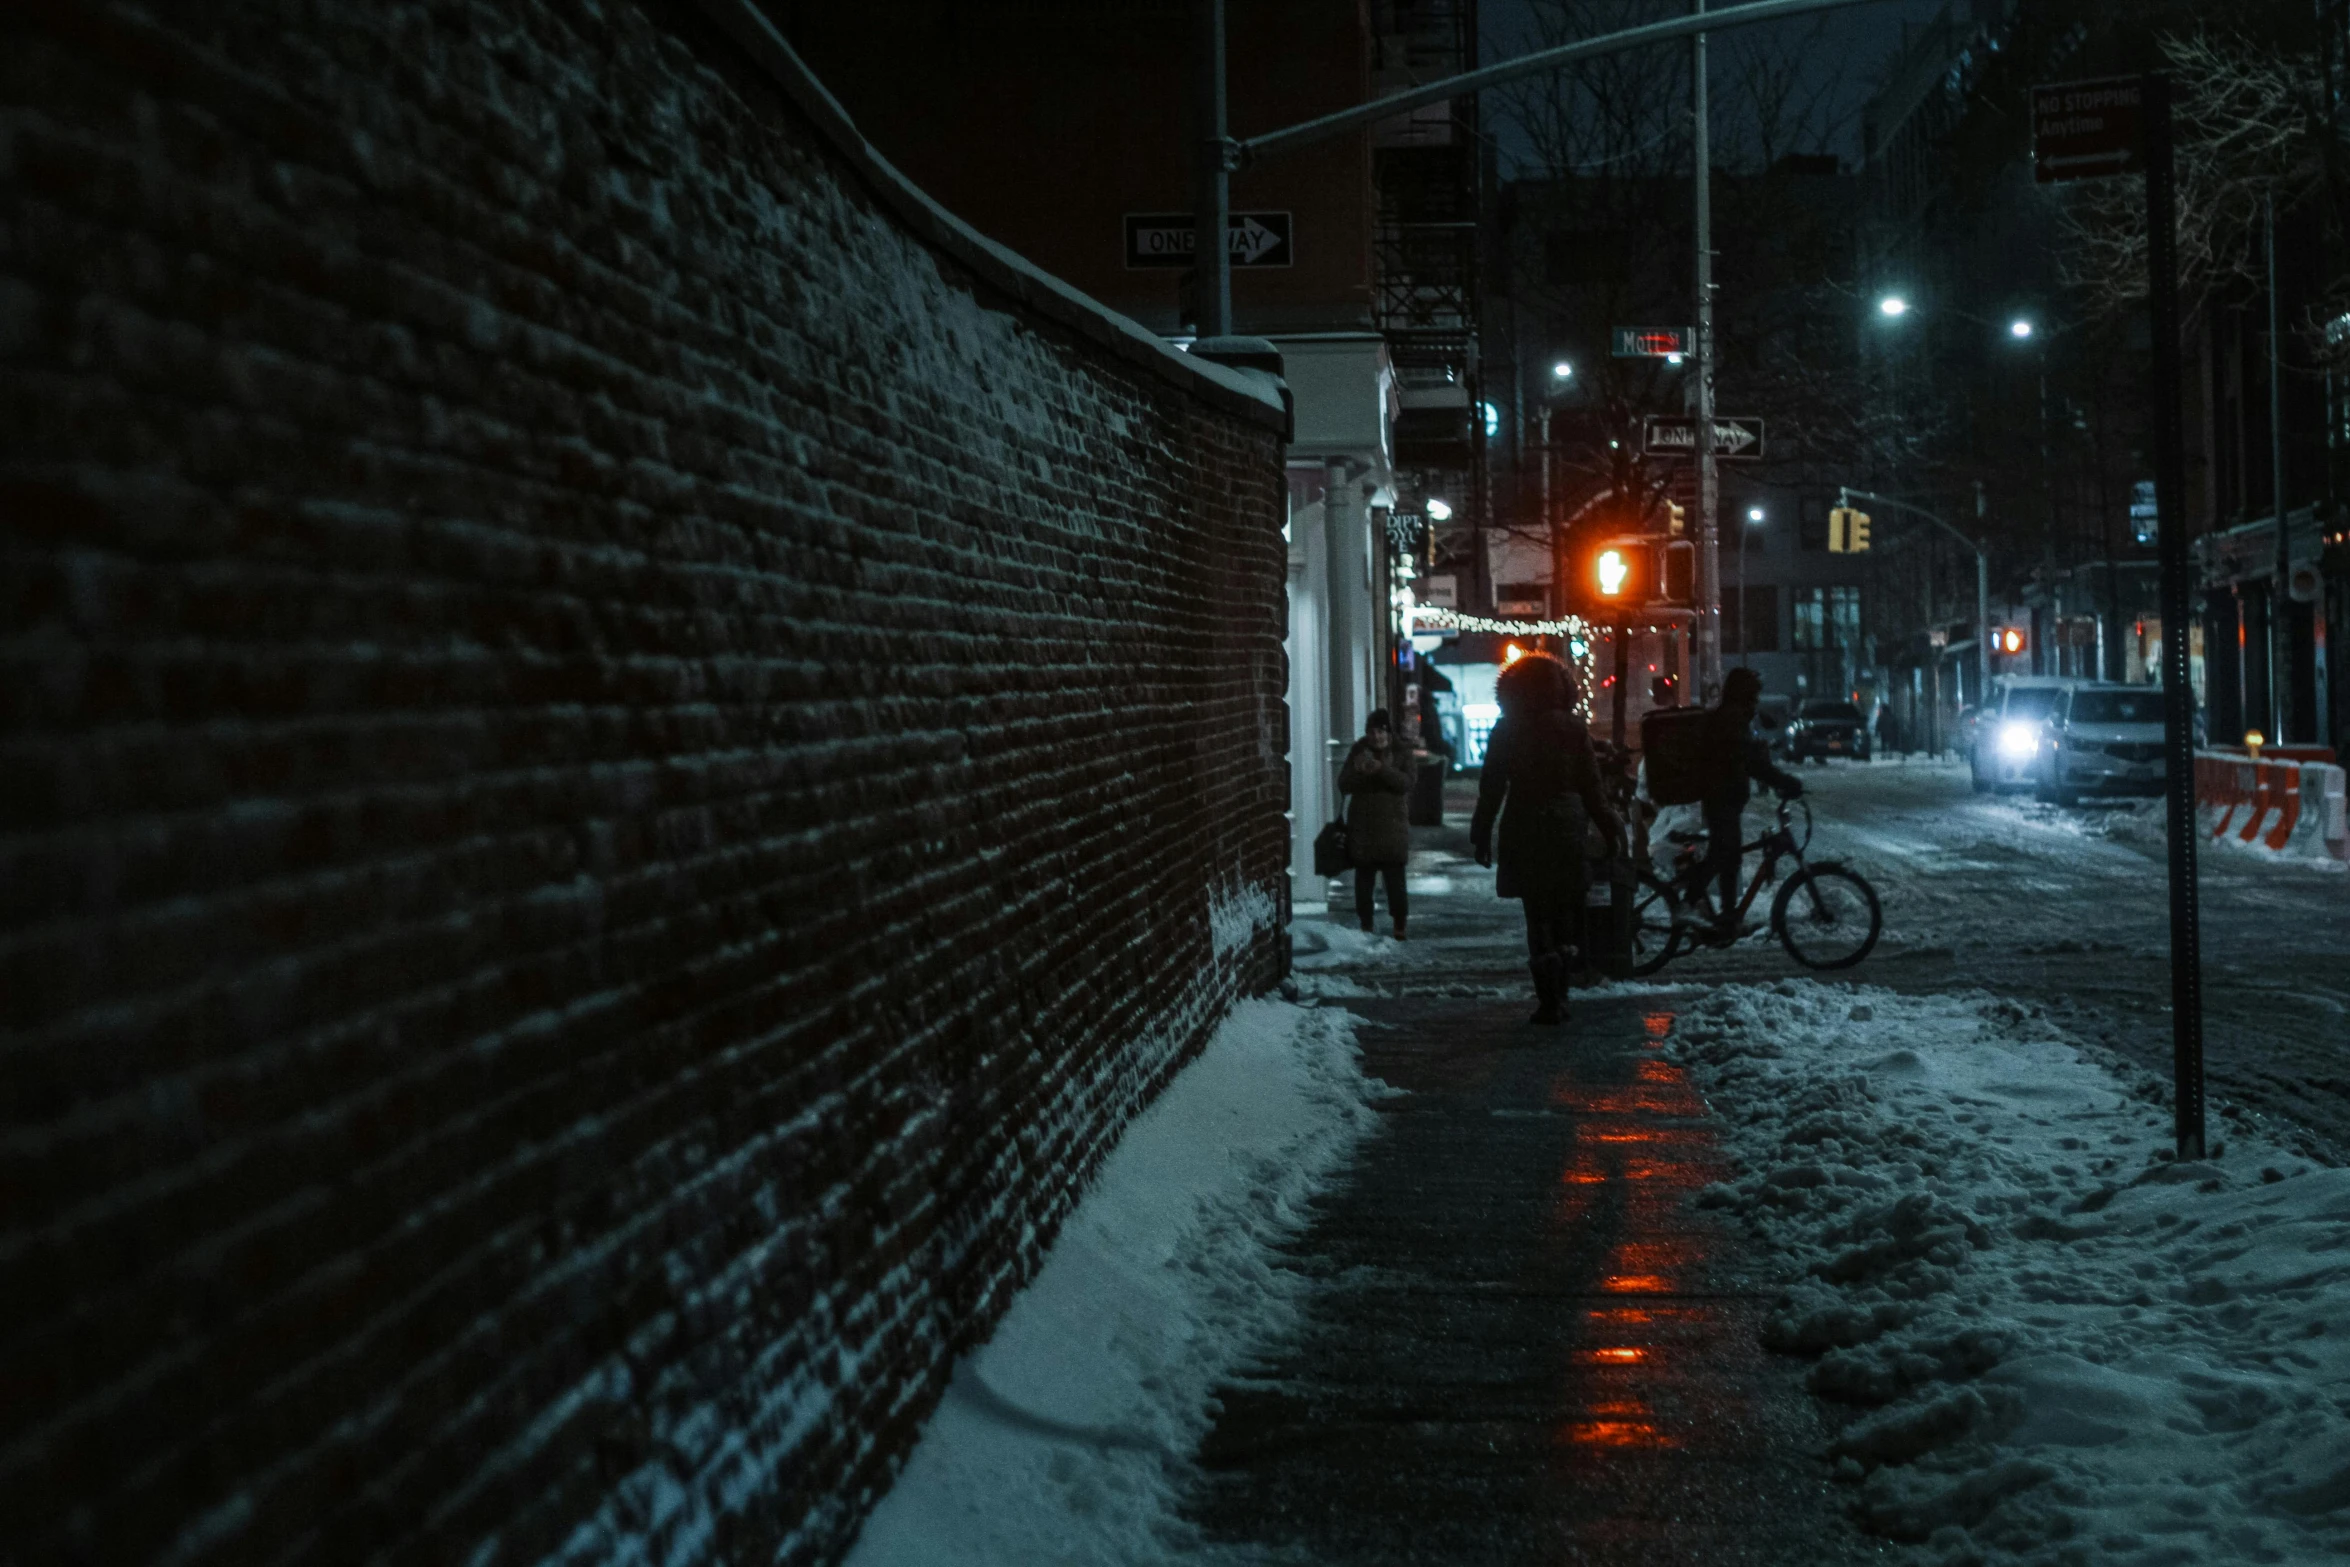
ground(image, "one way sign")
xmin=1124 ymin=212 xmax=1294 ymax=269
xmin=1643 ymin=415 xmax=1767 ymax=461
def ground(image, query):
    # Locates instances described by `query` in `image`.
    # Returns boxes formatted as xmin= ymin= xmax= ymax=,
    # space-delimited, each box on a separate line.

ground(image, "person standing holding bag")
xmin=1337 ymin=710 xmax=1416 ymax=939
xmin=1470 ymin=653 xmax=1622 ymax=1026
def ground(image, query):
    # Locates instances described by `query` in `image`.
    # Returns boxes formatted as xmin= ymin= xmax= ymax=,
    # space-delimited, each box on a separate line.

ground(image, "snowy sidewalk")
xmin=1671 ymin=981 xmax=2350 ymax=1565
xmin=1182 ymin=991 xmax=1885 ymax=1566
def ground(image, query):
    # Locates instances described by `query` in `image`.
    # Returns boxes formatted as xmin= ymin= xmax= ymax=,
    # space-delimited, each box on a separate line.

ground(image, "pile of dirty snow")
xmin=845 ymin=999 xmax=1393 ymax=1567
xmin=1670 ymin=981 xmax=2350 ymax=1565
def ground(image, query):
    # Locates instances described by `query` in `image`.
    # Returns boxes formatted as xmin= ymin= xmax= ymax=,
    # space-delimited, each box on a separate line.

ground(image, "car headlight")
xmin=1995 ymin=720 xmax=2039 ymax=760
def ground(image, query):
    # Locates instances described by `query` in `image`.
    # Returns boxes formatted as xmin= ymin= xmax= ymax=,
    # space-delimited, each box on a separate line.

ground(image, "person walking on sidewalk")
xmin=1698 ymin=667 xmax=1804 ymax=939
xmin=1470 ymin=653 xmax=1621 ymax=1026
xmin=1338 ymin=709 xmax=1416 ymax=939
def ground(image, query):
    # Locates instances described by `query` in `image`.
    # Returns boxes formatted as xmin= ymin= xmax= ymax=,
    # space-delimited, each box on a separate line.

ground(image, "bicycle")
xmin=1624 ymin=797 xmax=1882 ymax=975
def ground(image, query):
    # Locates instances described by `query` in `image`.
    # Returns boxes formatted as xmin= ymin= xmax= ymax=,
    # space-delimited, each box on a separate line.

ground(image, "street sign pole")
xmin=2143 ymin=74 xmax=2206 ymax=1162
xmin=1192 ymin=0 xmax=1232 ymax=338
xmin=1692 ymin=0 xmax=1722 ymax=699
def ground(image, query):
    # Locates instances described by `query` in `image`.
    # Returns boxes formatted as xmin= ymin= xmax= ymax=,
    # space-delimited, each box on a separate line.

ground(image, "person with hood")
xmin=1469 ymin=653 xmax=1622 ymax=1025
xmin=1697 ymin=666 xmax=1804 ymax=937
xmin=1337 ymin=709 xmax=1416 ymax=938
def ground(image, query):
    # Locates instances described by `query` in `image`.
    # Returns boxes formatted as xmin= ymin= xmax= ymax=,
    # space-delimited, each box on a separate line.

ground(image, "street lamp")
xmin=2008 ymin=318 xmax=2035 ymax=340
xmin=1737 ymin=507 xmax=1765 ymax=658
xmin=1877 ymin=294 xmax=1910 ymax=318
xmin=1552 ymin=361 xmax=1574 ymax=380
xmin=1426 ymin=497 xmax=1452 ymax=521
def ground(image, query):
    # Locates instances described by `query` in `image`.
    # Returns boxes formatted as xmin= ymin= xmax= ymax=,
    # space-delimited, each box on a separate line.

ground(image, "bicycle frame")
xmin=1678 ymin=803 xmax=1806 ymax=927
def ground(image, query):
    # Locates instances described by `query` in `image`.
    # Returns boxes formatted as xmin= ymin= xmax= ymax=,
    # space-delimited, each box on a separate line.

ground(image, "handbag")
xmin=1312 ymin=820 xmax=1352 ymax=877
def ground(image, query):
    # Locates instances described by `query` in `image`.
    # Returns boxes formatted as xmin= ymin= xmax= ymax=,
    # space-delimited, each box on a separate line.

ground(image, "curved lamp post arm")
xmin=1234 ymin=0 xmax=1886 ymax=162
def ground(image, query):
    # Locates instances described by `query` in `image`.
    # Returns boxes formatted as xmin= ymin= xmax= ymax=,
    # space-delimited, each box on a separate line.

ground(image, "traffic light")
xmin=1564 ymin=535 xmax=1654 ymax=615
xmin=1661 ymin=538 xmax=1695 ymax=603
xmin=1995 ymin=626 xmax=2028 ymax=656
xmin=1829 ymin=506 xmax=1873 ymax=553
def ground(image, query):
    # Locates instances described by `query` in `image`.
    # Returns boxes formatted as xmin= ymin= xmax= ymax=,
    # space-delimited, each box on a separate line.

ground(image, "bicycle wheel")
xmin=1772 ymin=862 xmax=1881 ymax=970
xmin=1628 ymin=867 xmax=1684 ymax=977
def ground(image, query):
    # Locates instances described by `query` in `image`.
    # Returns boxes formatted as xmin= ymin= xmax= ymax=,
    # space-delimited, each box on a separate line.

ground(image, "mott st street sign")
xmin=1124 ymin=212 xmax=1294 ymax=268
xmin=2032 ymin=77 xmax=2144 ymax=183
xmin=1643 ymin=415 xmax=1766 ymax=460
xmin=1613 ymin=326 xmax=1692 ymax=358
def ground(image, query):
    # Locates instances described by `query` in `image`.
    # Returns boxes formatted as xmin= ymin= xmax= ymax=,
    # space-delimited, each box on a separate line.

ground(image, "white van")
xmin=1969 ymin=675 xmax=2079 ymax=793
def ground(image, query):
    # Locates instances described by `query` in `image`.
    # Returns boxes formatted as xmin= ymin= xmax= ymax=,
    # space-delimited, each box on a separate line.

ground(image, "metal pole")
xmin=1737 ymin=519 xmax=1749 ymax=659
xmin=1976 ymin=548 xmax=1990 ymax=709
xmin=1693 ymin=0 xmax=1722 ymax=699
xmin=2145 ymin=74 xmax=2207 ymax=1162
xmin=1974 ymin=481 xmax=1990 ymax=707
xmin=1612 ymin=620 xmax=1632 ymax=746
xmin=1192 ymin=0 xmax=1232 ymax=339
xmin=2268 ymin=188 xmax=2291 ymax=739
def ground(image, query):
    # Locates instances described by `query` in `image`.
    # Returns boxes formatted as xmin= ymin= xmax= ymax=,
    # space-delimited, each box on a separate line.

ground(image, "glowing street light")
xmin=1746 ymin=506 xmax=1765 ymax=523
xmin=1425 ymin=497 xmax=1453 ymax=521
xmin=1552 ymin=360 xmax=1574 ymax=380
xmin=1877 ymin=295 xmax=1909 ymax=318
xmin=2009 ymin=318 xmax=2035 ymax=340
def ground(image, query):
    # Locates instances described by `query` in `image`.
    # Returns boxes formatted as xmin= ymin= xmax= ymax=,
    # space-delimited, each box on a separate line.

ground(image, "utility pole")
xmin=2268 ymin=189 xmax=2291 ymax=740
xmin=1692 ymin=0 xmax=1722 ymax=699
xmin=1191 ymin=0 xmax=1233 ymax=339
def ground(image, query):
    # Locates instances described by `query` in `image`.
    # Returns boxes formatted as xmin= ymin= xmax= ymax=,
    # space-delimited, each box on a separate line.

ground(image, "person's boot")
xmin=1528 ymin=952 xmax=1566 ymax=1026
xmin=1393 ymin=916 xmax=1408 ymax=941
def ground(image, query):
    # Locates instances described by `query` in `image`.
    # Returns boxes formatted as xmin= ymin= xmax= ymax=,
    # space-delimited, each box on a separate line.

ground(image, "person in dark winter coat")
xmin=1469 ymin=654 xmax=1622 ymax=1025
xmin=1338 ymin=710 xmax=1416 ymax=937
xmin=1698 ymin=667 xmax=1804 ymax=934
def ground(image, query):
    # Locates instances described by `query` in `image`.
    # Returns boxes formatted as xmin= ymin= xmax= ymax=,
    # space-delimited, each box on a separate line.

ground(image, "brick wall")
xmin=0 ymin=3 xmax=1290 ymax=1563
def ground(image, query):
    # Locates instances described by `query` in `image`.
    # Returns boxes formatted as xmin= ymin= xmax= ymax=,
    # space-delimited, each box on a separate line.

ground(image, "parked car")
xmin=1786 ymin=699 xmax=1871 ymax=763
xmin=2033 ymin=683 xmax=2169 ymax=806
xmin=1969 ymin=676 xmax=2078 ymax=793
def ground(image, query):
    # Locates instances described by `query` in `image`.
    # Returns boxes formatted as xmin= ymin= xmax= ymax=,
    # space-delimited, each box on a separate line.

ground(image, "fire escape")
xmin=1371 ymin=0 xmax=1484 ymax=608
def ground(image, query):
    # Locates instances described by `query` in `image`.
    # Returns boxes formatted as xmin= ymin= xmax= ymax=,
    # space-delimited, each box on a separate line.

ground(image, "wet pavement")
xmin=1182 ymin=994 xmax=1889 ymax=1565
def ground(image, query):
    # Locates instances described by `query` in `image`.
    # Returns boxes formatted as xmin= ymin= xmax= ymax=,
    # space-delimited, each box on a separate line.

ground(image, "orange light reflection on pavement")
xmin=1642 ymin=1012 xmax=1676 ymax=1039
xmin=1563 ymin=1419 xmax=1671 ymax=1448
xmin=1601 ymin=1274 xmax=1671 ymax=1293
xmin=1584 ymin=1346 xmax=1648 ymax=1364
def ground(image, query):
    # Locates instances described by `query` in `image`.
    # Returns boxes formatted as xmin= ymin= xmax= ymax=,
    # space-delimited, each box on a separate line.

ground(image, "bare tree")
xmin=1491 ymin=0 xmax=1887 ymax=546
xmin=2057 ymin=30 xmax=2326 ymax=315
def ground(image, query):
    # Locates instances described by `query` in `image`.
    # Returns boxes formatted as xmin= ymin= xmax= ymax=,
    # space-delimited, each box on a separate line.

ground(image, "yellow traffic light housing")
xmin=1829 ymin=506 xmax=1873 ymax=553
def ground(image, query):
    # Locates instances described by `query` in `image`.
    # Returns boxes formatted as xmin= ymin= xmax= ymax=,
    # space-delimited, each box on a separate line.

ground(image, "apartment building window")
xmin=1793 ymin=586 xmax=1860 ymax=651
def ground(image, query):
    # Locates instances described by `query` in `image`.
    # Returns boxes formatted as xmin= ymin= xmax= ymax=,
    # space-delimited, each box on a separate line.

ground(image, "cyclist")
xmin=1697 ymin=667 xmax=1804 ymax=938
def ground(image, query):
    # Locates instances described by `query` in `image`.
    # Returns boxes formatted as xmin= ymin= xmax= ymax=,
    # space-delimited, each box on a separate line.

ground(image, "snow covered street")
xmin=1663 ymin=758 xmax=2350 ymax=1160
